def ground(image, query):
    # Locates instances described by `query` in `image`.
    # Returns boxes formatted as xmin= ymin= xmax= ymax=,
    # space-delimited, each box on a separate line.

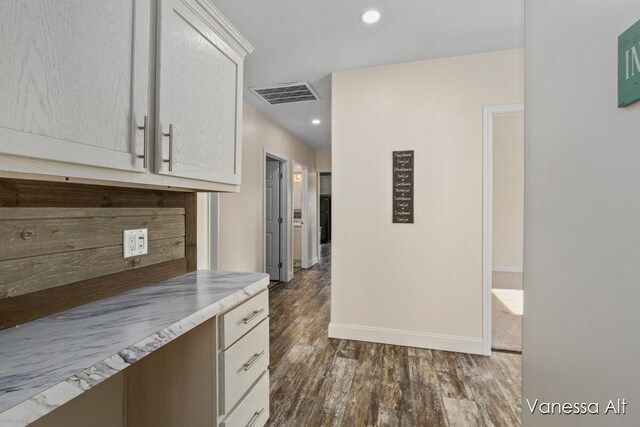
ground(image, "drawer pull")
xmin=243 ymin=350 xmax=265 ymax=371
xmin=246 ymin=408 xmax=265 ymax=427
xmin=243 ymin=308 xmax=265 ymax=325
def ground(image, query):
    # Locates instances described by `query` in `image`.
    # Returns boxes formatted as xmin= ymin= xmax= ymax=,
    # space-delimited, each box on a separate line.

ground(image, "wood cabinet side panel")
xmin=126 ymin=319 xmax=216 ymax=427
xmin=29 ymin=372 xmax=125 ymax=427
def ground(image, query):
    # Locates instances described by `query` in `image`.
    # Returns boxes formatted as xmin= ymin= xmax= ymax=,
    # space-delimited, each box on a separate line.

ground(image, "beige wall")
xmin=330 ymin=49 xmax=524 ymax=353
xmin=315 ymin=149 xmax=331 ymax=172
xmin=524 ymin=2 xmax=640 ymax=425
xmin=492 ymin=112 xmax=524 ymax=271
xmin=217 ymin=103 xmax=318 ymax=276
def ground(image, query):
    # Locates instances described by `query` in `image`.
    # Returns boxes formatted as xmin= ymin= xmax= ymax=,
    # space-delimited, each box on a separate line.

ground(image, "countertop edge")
xmin=0 ymin=275 xmax=269 ymax=427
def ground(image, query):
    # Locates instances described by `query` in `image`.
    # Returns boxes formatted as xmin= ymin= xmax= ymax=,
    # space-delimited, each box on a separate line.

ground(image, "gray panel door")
xmin=265 ymin=159 xmax=281 ymax=280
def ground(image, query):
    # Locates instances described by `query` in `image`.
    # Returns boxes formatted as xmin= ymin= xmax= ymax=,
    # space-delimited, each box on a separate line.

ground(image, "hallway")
xmin=267 ymin=245 xmax=521 ymax=426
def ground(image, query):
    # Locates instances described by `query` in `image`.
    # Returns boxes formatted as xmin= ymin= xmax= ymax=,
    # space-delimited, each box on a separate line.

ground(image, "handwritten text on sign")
xmin=393 ymin=150 xmax=414 ymax=223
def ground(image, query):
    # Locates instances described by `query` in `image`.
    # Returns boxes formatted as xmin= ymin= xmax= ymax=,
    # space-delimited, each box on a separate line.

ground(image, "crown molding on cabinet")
xmin=195 ymin=0 xmax=254 ymax=56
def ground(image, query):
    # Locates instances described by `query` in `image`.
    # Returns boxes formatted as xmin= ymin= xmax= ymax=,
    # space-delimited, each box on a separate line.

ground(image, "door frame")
xmin=292 ymin=161 xmax=311 ymax=269
xmin=482 ymin=103 xmax=525 ymax=356
xmin=264 ymin=150 xmax=292 ymax=282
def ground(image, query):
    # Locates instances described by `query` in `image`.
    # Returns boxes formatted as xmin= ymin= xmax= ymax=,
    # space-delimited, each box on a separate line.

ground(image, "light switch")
xmin=123 ymin=229 xmax=148 ymax=258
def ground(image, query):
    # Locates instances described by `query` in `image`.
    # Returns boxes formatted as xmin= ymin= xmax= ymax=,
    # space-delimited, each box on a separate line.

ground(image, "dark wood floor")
xmin=267 ymin=245 xmax=521 ymax=427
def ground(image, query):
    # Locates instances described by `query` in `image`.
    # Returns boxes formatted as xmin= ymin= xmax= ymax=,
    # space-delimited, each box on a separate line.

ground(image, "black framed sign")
xmin=392 ymin=150 xmax=414 ymax=223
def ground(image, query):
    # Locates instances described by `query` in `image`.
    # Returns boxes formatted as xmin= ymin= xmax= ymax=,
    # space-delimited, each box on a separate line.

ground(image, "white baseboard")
xmin=309 ymin=257 xmax=318 ymax=266
xmin=493 ymin=267 xmax=523 ymax=273
xmin=328 ymin=322 xmax=484 ymax=355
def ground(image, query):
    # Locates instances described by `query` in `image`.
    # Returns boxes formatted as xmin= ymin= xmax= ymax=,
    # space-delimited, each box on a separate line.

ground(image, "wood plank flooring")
xmin=267 ymin=245 xmax=521 ymax=427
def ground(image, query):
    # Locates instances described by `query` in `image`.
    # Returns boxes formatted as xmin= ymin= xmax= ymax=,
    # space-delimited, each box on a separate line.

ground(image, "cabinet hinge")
xmin=279 ymin=173 xmax=283 ymax=179
xmin=278 ymin=217 xmax=283 ymax=224
xmin=278 ymin=262 xmax=283 ymax=268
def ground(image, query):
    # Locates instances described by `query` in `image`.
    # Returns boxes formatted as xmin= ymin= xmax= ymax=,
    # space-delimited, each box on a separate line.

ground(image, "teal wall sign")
xmin=619 ymin=19 xmax=640 ymax=107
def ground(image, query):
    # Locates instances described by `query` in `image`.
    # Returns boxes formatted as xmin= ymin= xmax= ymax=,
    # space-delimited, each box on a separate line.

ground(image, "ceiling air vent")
xmin=250 ymin=81 xmax=319 ymax=105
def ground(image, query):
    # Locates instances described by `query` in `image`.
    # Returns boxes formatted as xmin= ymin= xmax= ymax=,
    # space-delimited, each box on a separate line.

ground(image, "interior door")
xmin=156 ymin=0 xmax=243 ymax=185
xmin=265 ymin=159 xmax=281 ymax=281
xmin=0 ymin=0 xmax=151 ymax=172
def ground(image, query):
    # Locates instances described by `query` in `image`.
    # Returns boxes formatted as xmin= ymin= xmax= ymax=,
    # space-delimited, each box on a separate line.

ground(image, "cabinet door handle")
xmin=137 ymin=115 xmax=149 ymax=169
xmin=246 ymin=407 xmax=265 ymax=427
xmin=243 ymin=350 xmax=265 ymax=371
xmin=243 ymin=308 xmax=265 ymax=324
xmin=162 ymin=124 xmax=173 ymax=172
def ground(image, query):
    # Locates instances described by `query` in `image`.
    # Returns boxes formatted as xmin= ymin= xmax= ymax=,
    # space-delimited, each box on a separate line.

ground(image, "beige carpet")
xmin=492 ymin=271 xmax=523 ymax=352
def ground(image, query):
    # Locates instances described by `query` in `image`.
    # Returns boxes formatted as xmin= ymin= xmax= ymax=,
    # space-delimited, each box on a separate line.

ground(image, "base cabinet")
xmin=32 ymin=290 xmax=270 ymax=427
xmin=221 ymin=372 xmax=269 ymax=427
xmin=218 ymin=291 xmax=270 ymax=426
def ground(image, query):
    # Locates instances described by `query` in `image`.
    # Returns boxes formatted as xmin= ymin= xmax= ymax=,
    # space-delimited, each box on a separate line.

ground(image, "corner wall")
xmin=524 ymin=2 xmax=640 ymax=425
xmin=330 ymin=49 xmax=524 ymax=354
xmin=217 ymin=103 xmax=318 ymax=276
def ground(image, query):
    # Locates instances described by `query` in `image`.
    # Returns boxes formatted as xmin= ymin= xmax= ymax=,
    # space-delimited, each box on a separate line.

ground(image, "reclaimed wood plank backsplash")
xmin=0 ymin=179 xmax=197 ymax=330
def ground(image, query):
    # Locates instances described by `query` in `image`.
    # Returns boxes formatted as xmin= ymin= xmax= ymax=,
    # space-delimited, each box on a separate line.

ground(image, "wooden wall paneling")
xmin=0 ymin=179 xmax=187 ymax=208
xmin=0 ymin=259 xmax=186 ymax=330
xmin=0 ymin=237 xmax=185 ymax=298
xmin=0 ymin=178 xmax=198 ymax=330
xmin=0 ymin=208 xmax=185 ymax=260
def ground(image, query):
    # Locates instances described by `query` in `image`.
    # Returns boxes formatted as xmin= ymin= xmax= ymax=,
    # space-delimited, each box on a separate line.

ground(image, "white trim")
xmin=292 ymin=161 xmax=312 ymax=270
xmin=492 ymin=267 xmax=523 ymax=273
xmin=194 ymin=0 xmax=254 ymax=56
xmin=482 ymin=103 xmax=525 ymax=356
xmin=309 ymin=257 xmax=318 ymax=267
xmin=328 ymin=323 xmax=484 ymax=355
xmin=264 ymin=150 xmax=293 ymax=282
xmin=209 ymin=193 xmax=220 ymax=270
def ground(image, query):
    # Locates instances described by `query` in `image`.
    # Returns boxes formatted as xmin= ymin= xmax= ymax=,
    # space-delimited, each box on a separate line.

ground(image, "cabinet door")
xmin=156 ymin=0 xmax=243 ymax=185
xmin=0 ymin=0 xmax=151 ymax=172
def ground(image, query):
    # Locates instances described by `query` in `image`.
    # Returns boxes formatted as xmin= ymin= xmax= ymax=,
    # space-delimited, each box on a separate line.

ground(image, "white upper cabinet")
xmin=0 ymin=0 xmax=251 ymax=190
xmin=156 ymin=0 xmax=245 ymax=185
xmin=0 ymin=0 xmax=152 ymax=172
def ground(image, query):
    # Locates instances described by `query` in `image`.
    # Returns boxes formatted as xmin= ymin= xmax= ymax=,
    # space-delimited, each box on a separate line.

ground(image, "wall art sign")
xmin=392 ymin=150 xmax=414 ymax=224
xmin=619 ymin=18 xmax=640 ymax=107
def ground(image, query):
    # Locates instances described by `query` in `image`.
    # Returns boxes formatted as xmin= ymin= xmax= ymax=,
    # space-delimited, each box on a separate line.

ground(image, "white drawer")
xmin=221 ymin=318 xmax=270 ymax=413
xmin=222 ymin=371 xmax=269 ymax=427
xmin=221 ymin=290 xmax=269 ymax=350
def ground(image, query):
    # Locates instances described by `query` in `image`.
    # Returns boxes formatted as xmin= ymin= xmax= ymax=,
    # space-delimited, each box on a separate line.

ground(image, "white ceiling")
xmin=212 ymin=0 xmax=524 ymax=150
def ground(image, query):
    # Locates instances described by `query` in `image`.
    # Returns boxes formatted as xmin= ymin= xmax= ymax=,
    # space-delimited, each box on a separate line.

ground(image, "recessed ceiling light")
xmin=361 ymin=10 xmax=380 ymax=24
xmin=312 ymin=119 xmax=321 ymax=125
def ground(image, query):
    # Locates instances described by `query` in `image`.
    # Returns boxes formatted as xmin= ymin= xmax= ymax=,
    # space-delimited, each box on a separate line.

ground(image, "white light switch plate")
xmin=123 ymin=229 xmax=148 ymax=258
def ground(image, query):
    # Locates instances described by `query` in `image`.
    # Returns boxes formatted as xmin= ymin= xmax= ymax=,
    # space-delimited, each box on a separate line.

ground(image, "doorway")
xmin=292 ymin=162 xmax=311 ymax=274
xmin=319 ymin=173 xmax=331 ymax=244
xmin=264 ymin=151 xmax=292 ymax=283
xmin=483 ymin=104 xmax=524 ymax=355
xmin=265 ymin=156 xmax=282 ymax=281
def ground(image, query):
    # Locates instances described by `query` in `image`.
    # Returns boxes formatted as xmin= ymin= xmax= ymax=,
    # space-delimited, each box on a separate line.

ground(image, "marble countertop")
xmin=0 ymin=270 xmax=269 ymax=426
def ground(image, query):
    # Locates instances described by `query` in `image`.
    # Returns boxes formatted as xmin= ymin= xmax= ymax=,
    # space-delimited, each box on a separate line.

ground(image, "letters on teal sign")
xmin=625 ymin=46 xmax=640 ymax=80
xmin=619 ymin=19 xmax=640 ymax=107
